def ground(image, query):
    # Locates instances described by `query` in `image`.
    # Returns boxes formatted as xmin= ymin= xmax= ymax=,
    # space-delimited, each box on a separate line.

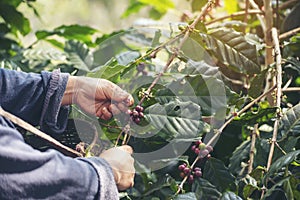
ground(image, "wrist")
xmin=62 ymin=76 xmax=77 ymax=105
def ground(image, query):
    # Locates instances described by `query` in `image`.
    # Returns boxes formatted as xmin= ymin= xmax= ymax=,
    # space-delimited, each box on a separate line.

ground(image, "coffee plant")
xmin=1 ymin=0 xmax=300 ymax=199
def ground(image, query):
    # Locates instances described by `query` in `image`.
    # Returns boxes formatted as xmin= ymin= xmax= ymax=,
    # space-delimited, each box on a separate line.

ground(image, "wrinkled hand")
xmin=62 ymin=76 xmax=134 ymax=120
xmin=100 ymin=145 xmax=135 ymax=191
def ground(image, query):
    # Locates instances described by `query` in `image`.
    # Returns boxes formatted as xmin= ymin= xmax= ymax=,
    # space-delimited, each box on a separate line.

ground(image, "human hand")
xmin=62 ymin=76 xmax=134 ymax=120
xmin=100 ymin=145 xmax=135 ymax=191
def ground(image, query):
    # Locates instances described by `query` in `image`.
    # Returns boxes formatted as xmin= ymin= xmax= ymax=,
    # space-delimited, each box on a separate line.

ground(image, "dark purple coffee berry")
xmin=139 ymin=112 xmax=144 ymax=118
xmin=188 ymin=175 xmax=194 ymax=183
xmin=206 ymin=145 xmax=213 ymax=152
xmin=132 ymin=110 xmax=139 ymax=117
xmin=183 ymin=167 xmax=191 ymax=175
xmin=134 ymin=117 xmax=141 ymax=124
xmin=194 ymin=167 xmax=201 ymax=172
xmin=194 ymin=170 xmax=202 ymax=177
xmin=135 ymin=105 xmax=143 ymax=112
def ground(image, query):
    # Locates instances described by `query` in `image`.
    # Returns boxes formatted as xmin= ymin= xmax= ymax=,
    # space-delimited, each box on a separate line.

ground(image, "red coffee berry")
xmin=191 ymin=145 xmax=196 ymax=151
xmin=183 ymin=167 xmax=191 ymax=175
xmin=194 ymin=170 xmax=202 ymax=177
xmin=126 ymin=110 xmax=132 ymax=115
xmin=135 ymin=105 xmax=143 ymax=112
xmin=132 ymin=110 xmax=139 ymax=117
xmin=178 ymin=164 xmax=185 ymax=171
xmin=207 ymin=154 xmax=211 ymax=159
xmin=194 ymin=148 xmax=200 ymax=155
xmin=195 ymin=140 xmax=202 ymax=145
xmin=194 ymin=167 xmax=201 ymax=172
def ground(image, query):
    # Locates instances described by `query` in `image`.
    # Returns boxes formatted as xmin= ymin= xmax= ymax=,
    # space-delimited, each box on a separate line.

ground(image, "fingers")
xmin=118 ymin=145 xmax=133 ymax=155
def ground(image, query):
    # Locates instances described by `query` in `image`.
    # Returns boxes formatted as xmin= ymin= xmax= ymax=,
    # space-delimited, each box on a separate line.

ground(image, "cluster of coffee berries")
xmin=191 ymin=140 xmax=213 ymax=159
xmin=178 ymin=163 xmax=202 ymax=184
xmin=127 ymin=105 xmax=144 ymax=124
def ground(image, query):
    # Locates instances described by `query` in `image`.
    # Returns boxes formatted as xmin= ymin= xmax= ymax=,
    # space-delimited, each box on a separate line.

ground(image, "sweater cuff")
xmin=77 ymin=157 xmax=119 ymax=200
xmin=39 ymin=69 xmax=70 ymax=135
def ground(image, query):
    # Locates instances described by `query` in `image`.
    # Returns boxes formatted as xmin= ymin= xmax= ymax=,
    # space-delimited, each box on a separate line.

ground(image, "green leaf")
xmin=65 ymin=40 xmax=93 ymax=72
xmin=156 ymin=73 xmax=227 ymax=116
xmin=138 ymin=0 xmax=175 ymax=13
xmin=145 ymin=99 xmax=204 ymax=138
xmin=203 ymin=158 xmax=236 ymax=192
xmin=192 ymin=178 xmax=222 ymax=200
xmin=116 ymin=51 xmax=140 ymax=66
xmin=220 ymin=191 xmax=243 ymax=200
xmin=265 ymin=150 xmax=300 ymax=181
xmin=198 ymin=28 xmax=261 ymax=75
xmin=234 ymin=107 xmax=277 ymax=125
xmin=278 ymin=103 xmax=300 ymax=141
xmin=263 ymin=177 xmax=290 ymax=199
xmin=23 ymin=49 xmax=67 ymax=62
xmin=174 ymin=192 xmax=197 ymax=200
xmin=0 ymin=3 xmax=31 ymax=36
xmin=229 ymin=140 xmax=251 ymax=175
xmin=243 ymin=183 xmax=260 ymax=199
xmin=36 ymin=25 xmax=99 ymax=46
xmin=249 ymin=69 xmax=268 ymax=98
xmin=121 ymin=0 xmax=145 ymax=18
xmin=87 ymin=65 xmax=127 ymax=83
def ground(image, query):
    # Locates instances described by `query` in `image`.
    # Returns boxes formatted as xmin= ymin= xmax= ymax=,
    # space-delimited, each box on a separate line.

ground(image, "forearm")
xmin=0 ymin=68 xmax=70 ymax=134
xmin=0 ymin=120 xmax=119 ymax=200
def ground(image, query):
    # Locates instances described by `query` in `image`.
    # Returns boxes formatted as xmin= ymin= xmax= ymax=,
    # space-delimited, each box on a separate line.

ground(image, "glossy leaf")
xmin=220 ymin=191 xmax=243 ymax=200
xmin=0 ymin=3 xmax=30 ymax=36
xmin=229 ymin=140 xmax=251 ymax=175
xmin=192 ymin=178 xmax=222 ymax=200
xmin=278 ymin=103 xmax=300 ymax=141
xmin=145 ymin=100 xmax=204 ymax=138
xmin=198 ymin=28 xmax=261 ymax=75
xmin=65 ymin=40 xmax=93 ymax=72
xmin=175 ymin=192 xmax=197 ymax=200
xmin=203 ymin=158 xmax=236 ymax=192
xmin=265 ymin=150 xmax=300 ymax=181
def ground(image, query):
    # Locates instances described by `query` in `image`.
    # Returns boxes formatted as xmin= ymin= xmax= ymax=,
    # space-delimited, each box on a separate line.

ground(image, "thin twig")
xmin=205 ymin=10 xmax=263 ymax=25
xmin=249 ymin=0 xmax=266 ymax=32
xmin=266 ymin=28 xmax=283 ymax=171
xmin=279 ymin=27 xmax=300 ymax=40
xmin=248 ymin=124 xmax=258 ymax=174
xmin=282 ymin=87 xmax=300 ymax=92
xmin=0 ymin=107 xmax=83 ymax=158
xmin=243 ymin=0 xmax=250 ymax=33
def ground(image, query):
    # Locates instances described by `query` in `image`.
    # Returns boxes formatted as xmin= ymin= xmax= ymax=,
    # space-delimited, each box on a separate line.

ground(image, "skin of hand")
xmin=100 ymin=145 xmax=135 ymax=191
xmin=62 ymin=76 xmax=134 ymax=120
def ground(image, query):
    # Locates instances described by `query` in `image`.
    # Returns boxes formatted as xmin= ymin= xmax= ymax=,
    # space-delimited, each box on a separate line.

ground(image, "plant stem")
xmin=243 ymin=0 xmax=250 ymax=33
xmin=266 ymin=28 xmax=283 ymax=171
xmin=248 ymin=124 xmax=258 ymax=174
xmin=0 ymin=107 xmax=83 ymax=158
xmin=205 ymin=10 xmax=263 ymax=25
xmin=279 ymin=27 xmax=300 ymax=40
xmin=282 ymin=87 xmax=300 ymax=92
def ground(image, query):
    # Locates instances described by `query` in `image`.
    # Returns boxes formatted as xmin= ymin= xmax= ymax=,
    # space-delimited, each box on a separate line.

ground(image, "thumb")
xmin=117 ymin=145 xmax=133 ymax=155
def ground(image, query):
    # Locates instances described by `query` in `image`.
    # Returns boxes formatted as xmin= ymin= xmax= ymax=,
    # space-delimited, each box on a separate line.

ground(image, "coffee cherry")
xmin=199 ymin=149 xmax=209 ymax=158
xmin=134 ymin=117 xmax=141 ymax=124
xmin=191 ymin=145 xmax=197 ymax=151
xmin=126 ymin=110 xmax=132 ymax=115
xmin=188 ymin=175 xmax=194 ymax=183
xmin=135 ymin=105 xmax=143 ymax=112
xmin=195 ymin=140 xmax=202 ymax=145
xmin=183 ymin=167 xmax=191 ymax=175
xmin=139 ymin=112 xmax=144 ymax=118
xmin=132 ymin=110 xmax=139 ymax=117
xmin=194 ymin=148 xmax=200 ymax=155
xmin=207 ymin=154 xmax=211 ymax=159
xmin=178 ymin=164 xmax=185 ymax=171
xmin=194 ymin=167 xmax=201 ymax=172
xmin=199 ymin=143 xmax=206 ymax=150
xmin=206 ymin=145 xmax=213 ymax=152
xmin=194 ymin=170 xmax=202 ymax=177
xmin=180 ymin=172 xmax=185 ymax=178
